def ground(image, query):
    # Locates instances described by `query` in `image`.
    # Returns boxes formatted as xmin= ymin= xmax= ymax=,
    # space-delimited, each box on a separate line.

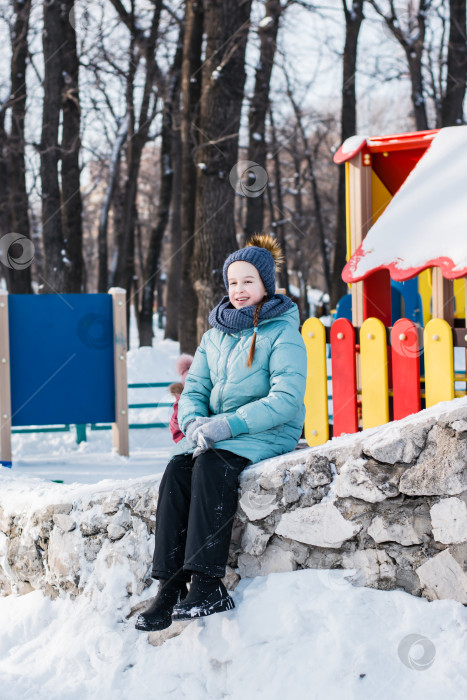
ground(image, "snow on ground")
xmin=0 ymin=569 xmax=467 ymax=700
xmin=0 ymin=568 xmax=465 ymax=700
xmin=1 ymin=311 xmax=467 ymax=699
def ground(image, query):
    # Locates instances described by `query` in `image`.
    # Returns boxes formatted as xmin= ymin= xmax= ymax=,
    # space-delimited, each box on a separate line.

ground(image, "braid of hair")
xmin=246 ymin=298 xmax=266 ymax=367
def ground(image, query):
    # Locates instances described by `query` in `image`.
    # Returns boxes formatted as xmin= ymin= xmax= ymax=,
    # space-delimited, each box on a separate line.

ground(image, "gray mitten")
xmin=184 ymin=417 xmax=211 ymax=446
xmin=191 ymin=418 xmax=232 ymax=453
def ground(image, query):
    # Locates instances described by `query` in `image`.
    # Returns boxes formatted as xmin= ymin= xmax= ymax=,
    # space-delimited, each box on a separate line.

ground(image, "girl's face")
xmin=227 ymin=260 xmax=267 ymax=309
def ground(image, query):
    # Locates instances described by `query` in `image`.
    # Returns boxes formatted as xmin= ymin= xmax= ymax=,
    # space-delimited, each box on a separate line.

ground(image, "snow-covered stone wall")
xmin=1 ymin=399 xmax=467 ymax=604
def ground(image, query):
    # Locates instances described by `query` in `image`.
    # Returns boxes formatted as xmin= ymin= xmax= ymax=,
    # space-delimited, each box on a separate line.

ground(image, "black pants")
xmin=151 ymin=448 xmax=250 ymax=582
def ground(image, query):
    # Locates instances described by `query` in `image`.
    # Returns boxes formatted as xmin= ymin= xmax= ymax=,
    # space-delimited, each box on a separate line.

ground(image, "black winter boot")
xmin=171 ymin=572 xmax=234 ymax=620
xmin=135 ymin=579 xmax=188 ymax=632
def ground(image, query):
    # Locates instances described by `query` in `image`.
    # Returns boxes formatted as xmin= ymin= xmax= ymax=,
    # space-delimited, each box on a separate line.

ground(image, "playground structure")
xmin=1 ymin=127 xmax=466 ymax=464
xmin=302 ymin=125 xmax=467 ymax=447
xmin=0 ymin=288 xmax=129 ymax=467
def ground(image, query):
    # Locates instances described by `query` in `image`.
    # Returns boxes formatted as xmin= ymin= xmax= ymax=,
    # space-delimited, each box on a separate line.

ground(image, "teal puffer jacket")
xmin=170 ymin=303 xmax=307 ymax=465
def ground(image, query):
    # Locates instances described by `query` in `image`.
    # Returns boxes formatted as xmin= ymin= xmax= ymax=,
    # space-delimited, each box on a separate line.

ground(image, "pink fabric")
xmin=170 ymin=396 xmax=184 ymax=443
xmin=169 ymin=354 xmax=194 ymax=444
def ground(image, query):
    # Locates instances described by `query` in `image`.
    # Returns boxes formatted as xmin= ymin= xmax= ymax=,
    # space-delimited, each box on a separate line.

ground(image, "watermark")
xmin=391 ymin=320 xmax=424 ymax=360
xmin=229 ymin=160 xmax=268 ymax=198
xmin=381 ymin=8 xmax=420 ymax=44
xmin=84 ymin=625 xmax=123 ymax=670
xmin=241 ymin=489 xmax=277 ymax=516
xmin=0 ymin=232 xmax=35 ymax=270
xmin=69 ymin=5 xmax=92 ymax=35
xmin=316 ymin=568 xmax=357 ymax=592
xmin=397 ymin=633 xmax=436 ymax=671
xmin=77 ymin=313 xmax=113 ymax=350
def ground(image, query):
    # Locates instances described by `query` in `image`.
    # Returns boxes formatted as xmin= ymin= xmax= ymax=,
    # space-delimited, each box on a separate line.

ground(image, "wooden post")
xmin=109 ymin=287 xmax=129 ymax=456
xmin=0 ymin=291 xmax=12 ymax=467
xmin=431 ymin=268 xmax=454 ymax=324
xmin=465 ymin=278 xmax=467 ymax=373
xmin=348 ymin=153 xmax=372 ymax=328
xmin=348 ymin=151 xmax=372 ymax=402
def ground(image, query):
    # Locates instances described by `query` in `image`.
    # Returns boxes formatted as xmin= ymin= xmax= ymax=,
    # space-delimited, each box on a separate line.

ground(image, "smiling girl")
xmin=136 ymin=234 xmax=307 ymax=631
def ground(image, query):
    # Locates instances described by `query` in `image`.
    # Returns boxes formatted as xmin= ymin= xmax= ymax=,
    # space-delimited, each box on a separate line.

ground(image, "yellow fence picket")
xmin=360 ymin=317 xmax=389 ymax=429
xmin=424 ymin=319 xmax=454 ymax=407
xmin=302 ymin=318 xmax=328 ymax=446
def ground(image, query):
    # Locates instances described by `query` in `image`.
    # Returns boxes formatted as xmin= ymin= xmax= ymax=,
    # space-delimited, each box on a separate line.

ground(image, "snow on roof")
xmin=342 ymin=125 xmax=467 ymax=282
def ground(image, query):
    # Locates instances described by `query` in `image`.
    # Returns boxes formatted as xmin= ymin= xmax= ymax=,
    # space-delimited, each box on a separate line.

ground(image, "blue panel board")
xmin=335 ymin=294 xmax=352 ymax=321
xmin=390 ymin=286 xmax=403 ymax=325
xmin=8 ymin=294 xmax=115 ymax=426
xmin=391 ymin=279 xmax=423 ymax=325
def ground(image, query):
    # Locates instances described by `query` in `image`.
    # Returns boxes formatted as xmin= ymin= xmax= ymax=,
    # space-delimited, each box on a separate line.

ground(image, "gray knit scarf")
xmin=208 ymin=294 xmax=294 ymax=334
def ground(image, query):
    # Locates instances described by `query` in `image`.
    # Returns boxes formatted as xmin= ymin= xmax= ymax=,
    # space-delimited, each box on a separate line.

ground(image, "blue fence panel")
xmin=8 ymin=294 xmax=115 ymax=426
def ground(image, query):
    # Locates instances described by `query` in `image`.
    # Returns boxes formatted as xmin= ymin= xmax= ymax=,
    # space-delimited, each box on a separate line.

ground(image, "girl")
xmin=136 ymin=234 xmax=307 ymax=632
xmin=168 ymin=354 xmax=194 ymax=444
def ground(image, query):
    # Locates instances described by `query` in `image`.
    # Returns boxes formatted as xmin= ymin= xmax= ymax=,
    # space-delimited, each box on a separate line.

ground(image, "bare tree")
xmin=331 ymin=0 xmax=364 ymax=308
xmin=267 ymin=104 xmax=289 ymax=293
xmin=368 ymin=0 xmax=431 ymax=131
xmin=442 ymin=0 xmax=466 ymax=125
xmin=164 ymin=105 xmax=182 ymax=341
xmin=245 ymin=0 xmax=283 ymax=238
xmin=107 ymin=0 xmax=163 ymax=314
xmin=178 ymin=0 xmax=203 ymax=354
xmin=192 ymin=0 xmax=253 ymax=342
xmin=60 ymin=0 xmax=84 ymax=293
xmin=139 ymin=20 xmax=184 ymax=346
xmin=0 ymin=108 xmax=10 ymax=249
xmin=284 ymin=72 xmax=332 ymax=296
xmin=97 ymin=115 xmax=129 ymax=293
xmin=39 ymin=0 xmax=67 ymax=292
xmin=7 ymin=0 xmax=32 ymax=293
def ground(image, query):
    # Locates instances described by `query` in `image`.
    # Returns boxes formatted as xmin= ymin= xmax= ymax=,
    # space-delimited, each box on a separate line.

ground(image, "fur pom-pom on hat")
xmin=245 ymin=233 xmax=285 ymax=270
xmin=175 ymin=353 xmax=194 ymax=383
xmin=222 ymin=233 xmax=284 ymax=298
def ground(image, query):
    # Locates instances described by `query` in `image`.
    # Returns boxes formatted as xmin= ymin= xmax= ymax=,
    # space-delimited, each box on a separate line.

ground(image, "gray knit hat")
xmin=222 ymin=234 xmax=284 ymax=299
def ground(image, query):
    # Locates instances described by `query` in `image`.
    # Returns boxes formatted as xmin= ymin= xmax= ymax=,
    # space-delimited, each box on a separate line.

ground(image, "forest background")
xmin=0 ymin=0 xmax=465 ymax=354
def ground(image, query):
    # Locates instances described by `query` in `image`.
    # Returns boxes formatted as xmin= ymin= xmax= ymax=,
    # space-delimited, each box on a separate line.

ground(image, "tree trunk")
xmin=268 ymin=105 xmax=289 ymax=293
xmin=60 ymin=0 xmax=84 ymax=293
xmin=0 ymin=111 xmax=11 ymax=292
xmin=110 ymin=1 xmax=162 ymax=291
xmin=331 ymin=0 xmax=364 ymax=309
xmin=442 ymin=0 xmax=467 ymax=126
xmin=369 ymin=0 xmax=429 ymax=130
xmin=406 ymin=48 xmax=428 ymax=130
xmin=179 ymin=0 xmax=204 ymax=355
xmin=286 ymin=86 xmax=332 ymax=296
xmin=139 ymin=23 xmax=184 ymax=347
xmin=8 ymin=0 xmax=32 ymax=293
xmin=245 ymin=0 xmax=281 ymax=238
xmin=192 ymin=0 xmax=253 ymax=343
xmin=40 ymin=0 xmax=66 ymax=293
xmin=98 ymin=115 xmax=129 ymax=293
xmin=164 ymin=104 xmax=183 ymax=341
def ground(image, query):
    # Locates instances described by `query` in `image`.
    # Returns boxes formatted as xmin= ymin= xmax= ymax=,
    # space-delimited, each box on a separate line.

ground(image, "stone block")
xmin=416 ymin=548 xmax=467 ymax=603
xmin=238 ymin=543 xmax=297 ymax=578
xmin=430 ymin=497 xmax=467 ymax=544
xmin=399 ymin=424 xmax=467 ymax=496
xmin=238 ymin=491 xmax=278 ymax=521
xmin=275 ymin=503 xmax=361 ymax=548
xmin=368 ymin=514 xmax=422 ymax=546
xmin=53 ymin=514 xmax=76 ymax=533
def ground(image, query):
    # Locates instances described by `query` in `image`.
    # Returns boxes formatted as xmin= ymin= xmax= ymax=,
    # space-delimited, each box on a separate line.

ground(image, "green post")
xmin=75 ymin=424 xmax=87 ymax=444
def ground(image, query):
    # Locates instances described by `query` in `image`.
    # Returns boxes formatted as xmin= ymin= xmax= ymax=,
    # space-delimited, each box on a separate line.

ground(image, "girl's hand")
xmin=184 ymin=417 xmax=211 ymax=446
xmin=191 ymin=418 xmax=232 ymax=451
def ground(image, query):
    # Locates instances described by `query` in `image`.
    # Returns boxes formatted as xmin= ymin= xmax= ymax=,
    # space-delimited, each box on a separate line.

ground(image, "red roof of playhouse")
xmin=333 ymin=126 xmax=467 ymax=283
